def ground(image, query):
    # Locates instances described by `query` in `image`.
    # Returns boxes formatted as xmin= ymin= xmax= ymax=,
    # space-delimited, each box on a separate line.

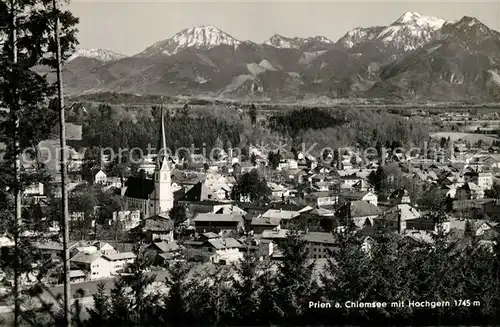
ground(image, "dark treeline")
xmin=29 ymin=222 xmax=500 ymax=327
xmin=78 ymin=104 xmax=246 ymax=154
xmin=72 ymin=103 xmax=430 ymax=162
xmin=268 ymin=107 xmax=429 ymax=150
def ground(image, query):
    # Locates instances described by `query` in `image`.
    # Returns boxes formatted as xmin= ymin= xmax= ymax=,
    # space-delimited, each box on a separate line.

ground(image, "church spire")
xmin=157 ymin=102 xmax=169 ymax=171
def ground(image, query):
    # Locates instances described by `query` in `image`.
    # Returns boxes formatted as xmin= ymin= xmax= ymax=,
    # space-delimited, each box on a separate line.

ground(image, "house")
xmin=456 ymin=182 xmax=485 ymax=200
xmin=181 ymin=181 xmax=230 ymax=202
xmin=93 ymin=169 xmax=107 ymax=185
xmin=70 ymin=251 xmax=111 ymax=280
xmin=251 ymin=216 xmax=281 ymax=234
xmin=389 ymin=188 xmax=411 ymax=205
xmin=145 ymin=241 xmax=182 ymax=265
xmin=191 ymin=213 xmax=245 ymax=234
xmin=103 ymin=252 xmax=136 ymax=274
xmin=474 ymin=221 xmax=499 ymax=238
xmin=130 ymin=212 xmax=174 ymax=243
xmin=23 ymin=183 xmax=44 ymax=197
xmin=259 ymin=209 xmax=300 ymax=229
xmin=69 ymin=270 xmax=86 ymax=284
xmin=464 ymin=172 xmax=493 ymax=190
xmin=467 ymin=156 xmax=500 ymax=172
xmin=338 ymin=200 xmax=383 ymax=228
xmin=302 ymin=232 xmax=338 ymax=259
xmin=202 ymin=237 xmax=242 ymax=264
xmin=239 ymin=239 xmax=274 ymax=260
xmin=483 ymin=200 xmax=500 ymax=221
xmin=268 ymin=182 xmax=290 ymax=199
xmin=340 ymin=191 xmax=378 ymax=207
xmin=305 ymin=192 xmax=338 ymax=207
xmin=261 ymin=228 xmax=289 ymax=247
xmin=380 ymin=204 xmax=422 ymax=232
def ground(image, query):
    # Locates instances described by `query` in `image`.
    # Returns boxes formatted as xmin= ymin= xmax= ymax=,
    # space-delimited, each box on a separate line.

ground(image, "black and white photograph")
xmin=1 ymin=0 xmax=500 ymax=326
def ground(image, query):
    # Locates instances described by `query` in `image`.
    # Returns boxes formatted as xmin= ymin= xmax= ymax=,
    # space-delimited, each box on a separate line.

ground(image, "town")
xmin=2 ymin=1 xmax=500 ymax=326
xmin=1 ymin=103 xmax=499 ymax=298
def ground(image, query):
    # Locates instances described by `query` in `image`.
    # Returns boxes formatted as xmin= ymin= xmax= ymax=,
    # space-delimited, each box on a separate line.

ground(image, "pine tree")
xmin=275 ymin=226 xmax=317 ymax=324
xmin=161 ymin=261 xmax=192 ymax=326
xmin=229 ymin=248 xmax=261 ymax=325
xmin=0 ymin=1 xmax=78 ymax=325
xmin=249 ymin=103 xmax=257 ymax=126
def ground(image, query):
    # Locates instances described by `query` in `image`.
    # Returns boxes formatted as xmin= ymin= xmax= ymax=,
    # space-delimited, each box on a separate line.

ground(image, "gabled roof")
xmin=349 ymin=200 xmax=382 ymax=218
xmin=104 ymin=252 xmax=136 ymax=261
xmin=342 ymin=191 xmax=375 ymax=201
xmin=261 ymin=209 xmax=300 ymax=220
xmin=206 ymin=238 xmax=241 ymax=249
xmin=140 ymin=216 xmax=173 ymax=232
xmin=261 ymin=229 xmax=289 ymax=239
xmin=148 ymin=241 xmax=181 ymax=253
xmin=70 ymin=251 xmax=103 ymax=264
xmin=382 ymin=204 xmax=421 ymax=221
xmin=124 ymin=177 xmax=154 ymax=200
xmin=251 ymin=216 xmax=281 ymax=227
xmin=308 ymin=207 xmax=334 ymax=216
xmin=182 ymin=181 xmax=214 ymax=202
xmin=192 ymin=213 xmax=244 ymax=223
xmin=69 ymin=270 xmax=86 ymax=278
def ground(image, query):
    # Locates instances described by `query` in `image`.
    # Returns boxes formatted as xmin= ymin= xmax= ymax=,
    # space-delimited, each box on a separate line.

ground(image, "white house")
xmin=23 ymin=183 xmax=44 ymax=196
xmin=268 ymin=182 xmax=290 ymax=199
xmin=104 ymin=252 xmax=136 ymax=274
xmin=70 ymin=251 xmax=111 ymax=280
xmin=94 ymin=169 xmax=107 ymax=184
xmin=203 ymin=237 xmax=242 ymax=265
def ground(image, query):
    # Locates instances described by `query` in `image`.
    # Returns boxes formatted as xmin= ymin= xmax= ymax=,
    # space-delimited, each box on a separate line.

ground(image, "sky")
xmin=67 ymin=1 xmax=500 ymax=56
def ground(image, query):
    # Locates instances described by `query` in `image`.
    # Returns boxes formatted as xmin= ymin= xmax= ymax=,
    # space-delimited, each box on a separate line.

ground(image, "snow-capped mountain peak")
xmin=172 ymin=25 xmax=240 ymax=49
xmin=336 ymin=26 xmax=385 ymax=48
xmin=263 ymin=34 xmax=333 ymax=49
xmin=336 ymin=12 xmax=448 ymax=52
xmin=138 ymin=25 xmax=241 ymax=57
xmin=68 ymin=48 xmax=126 ymax=62
xmin=377 ymin=12 xmax=448 ymax=51
xmin=393 ymin=12 xmax=446 ymax=29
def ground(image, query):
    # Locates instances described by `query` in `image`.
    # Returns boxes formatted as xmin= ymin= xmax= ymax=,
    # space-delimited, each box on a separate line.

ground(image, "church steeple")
xmin=157 ymin=104 xmax=169 ymax=171
xmin=152 ymin=102 xmax=173 ymax=215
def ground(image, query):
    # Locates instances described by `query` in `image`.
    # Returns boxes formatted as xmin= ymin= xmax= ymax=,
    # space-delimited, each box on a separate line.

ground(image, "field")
xmin=430 ymin=132 xmax=499 ymax=143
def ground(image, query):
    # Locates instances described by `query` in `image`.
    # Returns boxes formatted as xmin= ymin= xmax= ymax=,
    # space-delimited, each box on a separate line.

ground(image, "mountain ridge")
xmin=61 ymin=12 xmax=500 ymax=102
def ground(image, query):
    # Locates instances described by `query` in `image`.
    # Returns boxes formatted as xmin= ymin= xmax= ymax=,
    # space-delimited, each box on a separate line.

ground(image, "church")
xmin=123 ymin=106 xmax=174 ymax=217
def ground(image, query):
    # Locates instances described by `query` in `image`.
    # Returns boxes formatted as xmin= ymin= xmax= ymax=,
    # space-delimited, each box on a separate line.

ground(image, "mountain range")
xmin=60 ymin=12 xmax=500 ymax=102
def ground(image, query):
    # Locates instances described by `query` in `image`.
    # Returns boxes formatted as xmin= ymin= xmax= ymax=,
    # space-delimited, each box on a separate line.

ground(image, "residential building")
xmin=305 ymin=192 xmax=338 ymax=207
xmin=70 ymin=251 xmax=111 ymax=280
xmin=202 ymin=237 xmax=242 ymax=264
xmin=302 ymin=232 xmax=338 ymax=259
xmin=483 ymin=200 xmax=500 ymax=221
xmin=464 ymin=172 xmax=493 ymax=190
xmin=456 ymin=182 xmax=485 ymax=200
xmin=340 ymin=191 xmax=378 ymax=207
xmin=338 ymin=200 xmax=383 ymax=228
xmin=191 ymin=213 xmax=245 ymax=234
xmin=104 ymin=252 xmax=136 ymax=274
xmin=259 ymin=209 xmax=301 ymax=229
xmin=380 ymin=204 xmax=422 ymax=232
xmin=93 ymin=169 xmax=107 ymax=184
xmin=130 ymin=212 xmax=174 ymax=243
